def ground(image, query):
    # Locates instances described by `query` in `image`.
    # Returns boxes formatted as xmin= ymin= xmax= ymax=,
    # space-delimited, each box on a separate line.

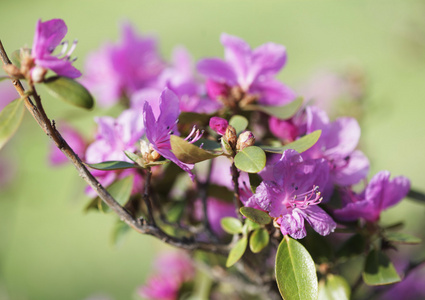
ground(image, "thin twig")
xmin=231 ymin=162 xmax=243 ymax=221
xmin=0 ymin=40 xmax=229 ymax=256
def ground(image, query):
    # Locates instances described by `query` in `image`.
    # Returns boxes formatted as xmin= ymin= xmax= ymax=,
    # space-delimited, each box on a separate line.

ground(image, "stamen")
xmin=184 ymin=126 xmax=204 ymax=144
xmin=65 ymin=39 xmax=78 ymax=58
xmin=57 ymin=41 xmax=69 ymax=57
xmin=290 ymin=185 xmax=322 ymax=209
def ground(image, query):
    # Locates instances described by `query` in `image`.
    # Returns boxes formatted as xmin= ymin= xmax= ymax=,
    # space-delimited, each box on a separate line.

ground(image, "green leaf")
xmin=248 ymin=173 xmax=262 ymax=194
xmin=221 ymin=217 xmax=243 ymax=234
xmin=261 ymin=130 xmax=321 ymax=154
xmin=407 ymin=188 xmax=425 ymax=204
xmin=86 ymin=161 xmax=136 ymax=171
xmin=10 ymin=50 xmax=22 ymax=68
xmin=124 ymin=150 xmax=139 ymax=163
xmin=240 ymin=207 xmax=271 ymax=225
xmin=234 ymin=146 xmax=266 ymax=173
xmin=99 ymin=176 xmax=134 ymax=213
xmin=0 ymin=98 xmax=25 ymax=150
xmin=170 ymin=135 xmax=220 ymax=164
xmin=43 ymin=76 xmax=94 ymax=109
xmin=385 ymin=232 xmax=421 ymax=244
xmin=193 ymin=139 xmax=221 ymax=152
xmin=245 ymin=97 xmax=303 ymax=120
xmin=318 ymin=274 xmax=351 ymax=300
xmin=362 ymin=249 xmax=401 ymax=286
xmin=111 ymin=220 xmax=131 ymax=247
xmin=229 ymin=115 xmax=248 ymax=135
xmin=226 ymin=236 xmax=248 ymax=267
xmin=245 ymin=219 xmax=261 ymax=231
xmin=249 ymin=228 xmax=269 ymax=253
xmin=275 ymin=237 xmax=318 ymax=300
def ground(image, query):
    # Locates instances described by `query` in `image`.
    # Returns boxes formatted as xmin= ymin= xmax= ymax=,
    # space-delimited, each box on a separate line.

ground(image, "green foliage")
xmin=240 ymin=207 xmax=271 ymax=225
xmin=249 ymin=228 xmax=269 ymax=253
xmin=0 ymin=98 xmax=25 ymax=150
xmin=229 ymin=115 xmax=248 ymax=135
xmin=318 ymin=274 xmax=350 ymax=300
xmin=86 ymin=176 xmax=134 ymax=213
xmin=245 ymin=97 xmax=303 ymax=120
xmin=10 ymin=49 xmax=22 ymax=68
xmin=170 ymin=135 xmax=220 ymax=164
xmin=111 ymin=220 xmax=131 ymax=247
xmin=43 ymin=76 xmax=94 ymax=109
xmin=362 ymin=249 xmax=400 ymax=286
xmin=86 ymin=160 xmax=136 ymax=171
xmin=221 ymin=217 xmax=243 ymax=235
xmin=226 ymin=236 xmax=248 ymax=267
xmin=261 ymin=130 xmax=322 ymax=154
xmin=275 ymin=237 xmax=318 ymax=300
xmin=336 ymin=233 xmax=366 ymax=260
xmin=234 ymin=146 xmax=266 ymax=173
xmin=384 ymin=231 xmax=421 ymax=245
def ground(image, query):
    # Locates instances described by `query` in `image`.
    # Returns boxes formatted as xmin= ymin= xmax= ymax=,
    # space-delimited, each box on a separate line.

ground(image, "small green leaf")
xmin=245 ymin=219 xmax=261 ymax=231
xmin=0 ymin=98 xmax=25 ymax=150
xmin=221 ymin=217 xmax=243 ymax=234
xmin=245 ymin=97 xmax=303 ymax=120
xmin=226 ymin=236 xmax=248 ymax=267
xmin=250 ymin=228 xmax=269 ymax=253
xmin=229 ymin=115 xmax=248 ymax=135
xmin=86 ymin=161 xmax=136 ymax=171
xmin=261 ymin=130 xmax=321 ymax=154
xmin=170 ymin=135 xmax=220 ymax=164
xmin=385 ymin=232 xmax=421 ymax=244
xmin=248 ymin=173 xmax=262 ymax=194
xmin=43 ymin=76 xmax=94 ymax=109
xmin=98 ymin=176 xmax=134 ymax=213
xmin=124 ymin=150 xmax=139 ymax=163
xmin=318 ymin=274 xmax=351 ymax=300
xmin=240 ymin=207 xmax=271 ymax=225
xmin=193 ymin=139 xmax=221 ymax=152
xmin=362 ymin=249 xmax=401 ymax=286
xmin=111 ymin=220 xmax=131 ymax=247
xmin=234 ymin=146 xmax=266 ymax=173
xmin=276 ymin=237 xmax=318 ymax=300
xmin=10 ymin=50 xmax=22 ymax=68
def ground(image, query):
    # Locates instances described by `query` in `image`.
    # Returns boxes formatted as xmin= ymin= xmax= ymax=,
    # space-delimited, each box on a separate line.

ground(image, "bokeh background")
xmin=1 ymin=1 xmax=424 ymax=299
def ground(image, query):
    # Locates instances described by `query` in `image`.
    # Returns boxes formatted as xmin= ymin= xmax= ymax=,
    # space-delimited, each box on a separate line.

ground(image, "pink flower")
xmin=143 ymin=88 xmax=195 ymax=180
xmin=197 ymin=33 xmax=296 ymax=106
xmin=82 ymin=22 xmax=164 ymax=107
xmin=138 ymin=252 xmax=195 ymax=300
xmin=31 ymin=19 xmax=81 ymax=81
xmin=333 ymin=171 xmax=410 ymax=222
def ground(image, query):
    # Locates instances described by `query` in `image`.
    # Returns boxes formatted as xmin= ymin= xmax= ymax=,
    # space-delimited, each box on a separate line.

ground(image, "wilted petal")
xmin=278 ymin=211 xmax=307 ymax=239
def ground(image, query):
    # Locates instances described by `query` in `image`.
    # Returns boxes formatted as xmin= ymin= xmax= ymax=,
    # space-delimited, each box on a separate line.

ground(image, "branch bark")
xmin=0 ymin=39 xmax=229 ymax=256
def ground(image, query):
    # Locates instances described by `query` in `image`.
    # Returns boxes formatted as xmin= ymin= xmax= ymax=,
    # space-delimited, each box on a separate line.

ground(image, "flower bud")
xmin=225 ymin=125 xmax=237 ymax=149
xmin=30 ymin=66 xmax=47 ymax=83
xmin=2 ymin=64 xmax=22 ymax=78
xmin=221 ymin=136 xmax=234 ymax=156
xmin=236 ymin=131 xmax=255 ymax=151
xmin=209 ymin=117 xmax=228 ymax=136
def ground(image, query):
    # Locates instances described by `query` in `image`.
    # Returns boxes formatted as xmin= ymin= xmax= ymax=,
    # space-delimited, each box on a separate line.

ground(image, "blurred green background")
xmin=1 ymin=1 xmax=425 ymax=299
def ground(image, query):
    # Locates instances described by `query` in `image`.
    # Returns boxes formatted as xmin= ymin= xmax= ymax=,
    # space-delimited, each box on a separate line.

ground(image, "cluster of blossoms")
xmin=3 ymin=18 xmax=419 ymax=300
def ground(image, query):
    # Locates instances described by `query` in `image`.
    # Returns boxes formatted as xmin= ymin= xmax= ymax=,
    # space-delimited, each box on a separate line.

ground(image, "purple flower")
xmin=303 ymin=105 xmax=369 ymax=186
xmin=131 ymin=46 xmax=221 ymax=114
xmin=0 ymin=81 xmax=18 ymax=111
xmin=82 ymin=22 xmax=164 ymax=107
xmin=197 ymin=33 xmax=296 ymax=106
xmin=194 ymin=197 xmax=237 ymax=236
xmin=31 ymin=19 xmax=81 ymax=81
xmin=143 ymin=88 xmax=195 ymax=180
xmin=138 ymin=252 xmax=194 ymax=300
xmin=85 ymin=109 xmax=145 ymax=166
xmin=249 ymin=149 xmax=336 ymax=239
xmin=333 ymin=171 xmax=410 ymax=222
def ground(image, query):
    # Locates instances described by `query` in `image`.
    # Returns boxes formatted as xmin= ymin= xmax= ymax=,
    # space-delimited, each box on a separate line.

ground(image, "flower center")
xmin=289 ymin=185 xmax=322 ymax=209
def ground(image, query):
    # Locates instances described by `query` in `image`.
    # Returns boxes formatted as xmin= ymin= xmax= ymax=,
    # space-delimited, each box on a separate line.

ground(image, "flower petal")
xmin=33 ymin=19 xmax=67 ymax=59
xmin=278 ymin=211 xmax=307 ymax=239
xmin=197 ymin=58 xmax=237 ymax=84
xmin=297 ymin=206 xmax=336 ymax=236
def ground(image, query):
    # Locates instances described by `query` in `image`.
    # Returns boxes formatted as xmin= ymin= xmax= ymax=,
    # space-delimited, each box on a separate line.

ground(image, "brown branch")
xmin=231 ymin=162 xmax=243 ymax=221
xmin=0 ymin=39 xmax=229 ymax=256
